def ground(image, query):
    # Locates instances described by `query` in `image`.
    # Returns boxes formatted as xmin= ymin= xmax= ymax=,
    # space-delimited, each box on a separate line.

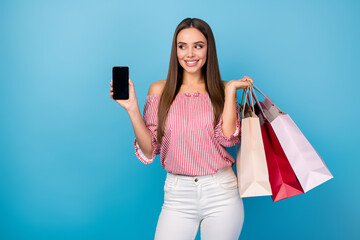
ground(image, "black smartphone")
xmin=112 ymin=66 xmax=129 ymax=100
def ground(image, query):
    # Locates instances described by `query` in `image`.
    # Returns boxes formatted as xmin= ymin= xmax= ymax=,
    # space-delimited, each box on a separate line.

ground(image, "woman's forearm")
xmin=128 ymin=107 xmax=154 ymax=159
xmin=222 ymin=85 xmax=238 ymax=138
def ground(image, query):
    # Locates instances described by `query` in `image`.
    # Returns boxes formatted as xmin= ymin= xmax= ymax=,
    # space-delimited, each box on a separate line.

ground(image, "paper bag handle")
xmin=251 ymin=82 xmax=285 ymax=114
xmin=242 ymin=86 xmax=256 ymax=119
xmin=251 ymin=84 xmax=267 ymax=120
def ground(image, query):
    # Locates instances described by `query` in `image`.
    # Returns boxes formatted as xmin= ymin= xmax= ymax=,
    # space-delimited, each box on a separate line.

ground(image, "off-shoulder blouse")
xmin=134 ymin=91 xmax=241 ymax=176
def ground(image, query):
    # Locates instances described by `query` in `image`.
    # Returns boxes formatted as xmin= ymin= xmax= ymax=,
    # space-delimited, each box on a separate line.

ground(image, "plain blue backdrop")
xmin=1 ymin=0 xmax=359 ymax=239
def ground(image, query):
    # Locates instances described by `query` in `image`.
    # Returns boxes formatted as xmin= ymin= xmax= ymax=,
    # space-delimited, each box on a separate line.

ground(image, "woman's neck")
xmin=182 ymin=70 xmax=205 ymax=85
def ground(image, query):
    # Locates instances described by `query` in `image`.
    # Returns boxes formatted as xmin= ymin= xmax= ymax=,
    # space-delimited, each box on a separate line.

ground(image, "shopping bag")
xmin=236 ymin=87 xmax=272 ymax=197
xmin=252 ymin=84 xmax=333 ymax=192
xmin=251 ymin=86 xmax=304 ymax=202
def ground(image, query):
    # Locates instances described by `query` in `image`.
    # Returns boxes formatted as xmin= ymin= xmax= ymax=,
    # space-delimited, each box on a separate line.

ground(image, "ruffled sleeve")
xmin=134 ymin=95 xmax=161 ymax=164
xmin=214 ymin=98 xmax=241 ymax=147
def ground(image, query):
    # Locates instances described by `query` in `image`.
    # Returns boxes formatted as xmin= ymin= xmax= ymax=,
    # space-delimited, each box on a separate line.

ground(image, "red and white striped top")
xmin=134 ymin=91 xmax=241 ymax=176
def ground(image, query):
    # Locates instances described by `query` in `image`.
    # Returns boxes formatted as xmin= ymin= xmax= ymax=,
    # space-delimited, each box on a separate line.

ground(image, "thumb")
xmin=129 ymin=78 xmax=136 ymax=94
xmin=129 ymin=78 xmax=135 ymax=90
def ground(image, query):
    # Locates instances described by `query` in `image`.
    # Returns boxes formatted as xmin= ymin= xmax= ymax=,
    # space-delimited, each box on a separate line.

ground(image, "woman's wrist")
xmin=225 ymin=82 xmax=237 ymax=99
xmin=127 ymin=104 xmax=141 ymax=118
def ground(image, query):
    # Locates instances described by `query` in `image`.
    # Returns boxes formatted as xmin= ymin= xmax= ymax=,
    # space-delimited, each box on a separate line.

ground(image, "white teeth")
xmin=186 ymin=61 xmax=197 ymax=64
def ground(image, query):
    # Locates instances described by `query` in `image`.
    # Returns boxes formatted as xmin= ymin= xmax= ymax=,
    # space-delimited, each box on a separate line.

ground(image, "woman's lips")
xmin=184 ymin=60 xmax=199 ymax=67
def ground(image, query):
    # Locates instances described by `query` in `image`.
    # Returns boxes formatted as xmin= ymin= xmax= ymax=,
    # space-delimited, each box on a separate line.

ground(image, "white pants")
xmin=154 ymin=166 xmax=244 ymax=240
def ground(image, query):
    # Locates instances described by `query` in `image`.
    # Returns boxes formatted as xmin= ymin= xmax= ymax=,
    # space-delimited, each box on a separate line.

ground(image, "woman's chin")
xmin=182 ymin=66 xmax=202 ymax=74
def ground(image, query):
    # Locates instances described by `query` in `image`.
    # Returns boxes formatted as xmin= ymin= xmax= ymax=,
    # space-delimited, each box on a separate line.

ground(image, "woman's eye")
xmin=179 ymin=45 xmax=185 ymax=49
xmin=195 ymin=45 xmax=203 ymax=49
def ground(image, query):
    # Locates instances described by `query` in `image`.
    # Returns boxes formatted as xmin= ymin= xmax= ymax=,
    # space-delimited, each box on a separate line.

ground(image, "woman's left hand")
xmin=226 ymin=76 xmax=253 ymax=92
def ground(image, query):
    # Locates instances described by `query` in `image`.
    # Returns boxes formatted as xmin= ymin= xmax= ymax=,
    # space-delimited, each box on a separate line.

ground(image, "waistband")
xmin=166 ymin=167 xmax=235 ymax=183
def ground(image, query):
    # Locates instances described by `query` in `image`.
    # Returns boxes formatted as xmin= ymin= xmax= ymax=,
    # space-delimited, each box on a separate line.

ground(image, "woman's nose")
xmin=187 ymin=47 xmax=194 ymax=58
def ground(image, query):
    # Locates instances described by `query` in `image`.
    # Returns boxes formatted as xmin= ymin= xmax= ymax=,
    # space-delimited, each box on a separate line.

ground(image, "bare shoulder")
xmin=148 ymin=80 xmax=166 ymax=95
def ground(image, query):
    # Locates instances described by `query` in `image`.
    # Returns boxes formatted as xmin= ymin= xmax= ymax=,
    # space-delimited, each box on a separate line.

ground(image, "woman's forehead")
xmin=177 ymin=28 xmax=206 ymax=43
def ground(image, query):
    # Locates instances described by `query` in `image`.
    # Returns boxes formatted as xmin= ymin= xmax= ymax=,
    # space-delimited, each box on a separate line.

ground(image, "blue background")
xmin=1 ymin=0 xmax=359 ymax=239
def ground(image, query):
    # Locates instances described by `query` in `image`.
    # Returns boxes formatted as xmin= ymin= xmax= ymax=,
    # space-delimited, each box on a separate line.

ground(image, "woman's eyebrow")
xmin=177 ymin=41 xmax=206 ymax=45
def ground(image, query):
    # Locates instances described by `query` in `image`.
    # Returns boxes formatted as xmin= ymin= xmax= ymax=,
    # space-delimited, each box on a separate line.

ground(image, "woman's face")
xmin=176 ymin=27 xmax=207 ymax=75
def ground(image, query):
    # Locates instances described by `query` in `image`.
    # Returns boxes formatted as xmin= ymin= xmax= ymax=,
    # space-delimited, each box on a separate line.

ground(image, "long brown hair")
xmin=157 ymin=18 xmax=225 ymax=145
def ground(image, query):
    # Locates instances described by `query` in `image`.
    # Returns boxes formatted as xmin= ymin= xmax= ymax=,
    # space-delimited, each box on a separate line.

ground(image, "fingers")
xmin=242 ymin=76 xmax=253 ymax=81
xmin=235 ymin=76 xmax=253 ymax=90
xmin=239 ymin=76 xmax=253 ymax=84
xmin=109 ymin=80 xmax=113 ymax=93
xmin=110 ymin=79 xmax=113 ymax=99
xmin=244 ymin=76 xmax=253 ymax=83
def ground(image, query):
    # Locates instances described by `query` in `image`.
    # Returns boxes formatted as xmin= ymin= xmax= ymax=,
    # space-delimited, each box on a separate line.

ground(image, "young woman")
xmin=110 ymin=18 xmax=252 ymax=240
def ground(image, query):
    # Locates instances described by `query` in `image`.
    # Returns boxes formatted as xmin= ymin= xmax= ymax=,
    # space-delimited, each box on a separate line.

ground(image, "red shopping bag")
xmin=261 ymin=119 xmax=304 ymax=202
xmin=251 ymin=86 xmax=304 ymax=202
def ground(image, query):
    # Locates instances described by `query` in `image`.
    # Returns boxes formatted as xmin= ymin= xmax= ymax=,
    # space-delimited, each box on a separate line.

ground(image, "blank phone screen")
xmin=112 ymin=66 xmax=129 ymax=100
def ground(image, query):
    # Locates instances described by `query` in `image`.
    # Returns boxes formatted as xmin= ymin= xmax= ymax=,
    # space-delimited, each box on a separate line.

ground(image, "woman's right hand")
xmin=110 ymin=78 xmax=138 ymax=113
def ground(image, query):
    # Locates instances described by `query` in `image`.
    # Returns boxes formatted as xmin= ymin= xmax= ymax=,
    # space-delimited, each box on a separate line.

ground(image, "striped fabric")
xmin=134 ymin=92 xmax=241 ymax=176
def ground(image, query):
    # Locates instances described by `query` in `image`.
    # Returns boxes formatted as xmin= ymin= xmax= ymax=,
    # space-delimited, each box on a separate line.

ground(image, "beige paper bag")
xmin=236 ymin=87 xmax=272 ymax=197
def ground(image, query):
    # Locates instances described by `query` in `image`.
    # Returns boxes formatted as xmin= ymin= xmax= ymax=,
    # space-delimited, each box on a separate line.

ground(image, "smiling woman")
xmin=110 ymin=17 xmax=251 ymax=240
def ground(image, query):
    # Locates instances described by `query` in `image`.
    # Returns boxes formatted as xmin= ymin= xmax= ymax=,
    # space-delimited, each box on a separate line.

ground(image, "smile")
xmin=184 ymin=60 xmax=199 ymax=67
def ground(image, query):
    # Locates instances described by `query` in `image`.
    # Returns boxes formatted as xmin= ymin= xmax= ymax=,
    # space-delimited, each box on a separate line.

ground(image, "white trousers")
xmin=154 ymin=166 xmax=244 ymax=240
